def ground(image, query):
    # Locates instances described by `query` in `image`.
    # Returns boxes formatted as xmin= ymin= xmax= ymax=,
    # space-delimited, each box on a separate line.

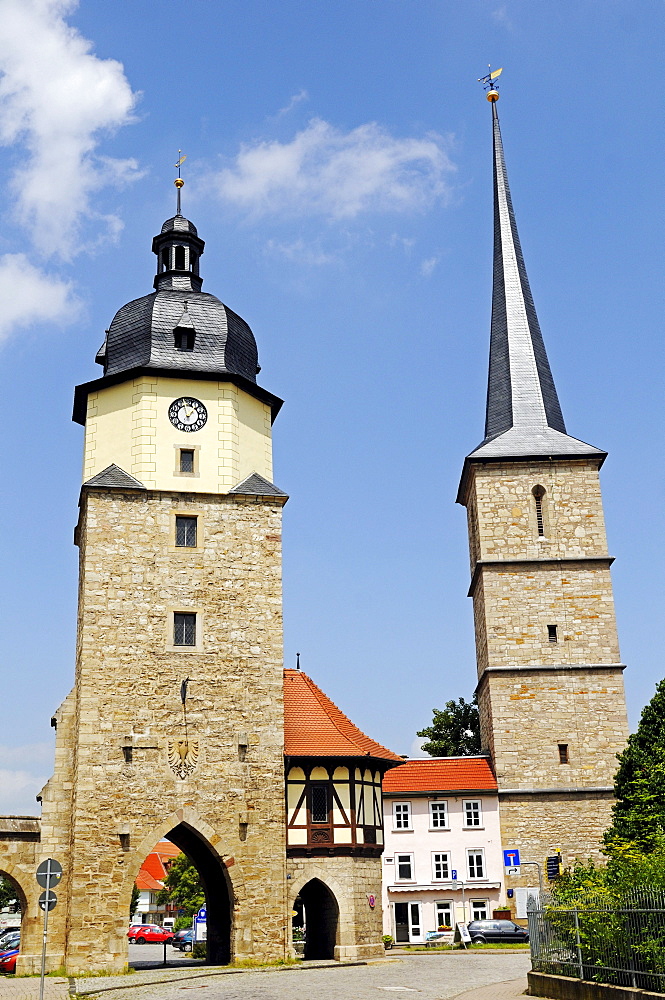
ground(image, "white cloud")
xmin=211 ymin=118 xmax=454 ymax=220
xmin=421 ymin=256 xmax=438 ymax=277
xmin=0 ymin=253 xmax=78 ymax=343
xmin=0 ymin=744 xmax=53 ymax=814
xmin=276 ymin=89 xmax=309 ymax=117
xmin=491 ymin=5 xmax=513 ymax=29
xmin=0 ymin=0 xmax=140 ymax=257
xmin=265 ymin=238 xmax=338 ymax=266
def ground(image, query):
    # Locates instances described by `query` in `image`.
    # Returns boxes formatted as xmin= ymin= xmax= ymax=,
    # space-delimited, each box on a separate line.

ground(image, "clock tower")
xmin=37 ymin=204 xmax=291 ymax=973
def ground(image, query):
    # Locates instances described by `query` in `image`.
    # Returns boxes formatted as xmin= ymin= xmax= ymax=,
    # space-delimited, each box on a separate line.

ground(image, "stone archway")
xmin=298 ymin=878 xmax=339 ymax=960
xmin=167 ymin=822 xmax=232 ymax=965
xmin=120 ymin=810 xmax=242 ymax=967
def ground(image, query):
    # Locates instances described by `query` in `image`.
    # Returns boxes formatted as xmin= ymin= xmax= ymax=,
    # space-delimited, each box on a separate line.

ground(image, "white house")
xmin=381 ymin=757 xmax=505 ymax=943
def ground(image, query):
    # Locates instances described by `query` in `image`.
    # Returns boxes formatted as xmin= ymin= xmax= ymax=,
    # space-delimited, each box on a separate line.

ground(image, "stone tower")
xmin=457 ymin=86 xmax=629 ymax=887
xmin=33 ymin=207 xmax=288 ymax=973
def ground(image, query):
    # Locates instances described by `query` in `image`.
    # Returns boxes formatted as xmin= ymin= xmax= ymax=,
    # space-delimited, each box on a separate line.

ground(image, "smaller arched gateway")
xmin=284 ymin=669 xmax=403 ymax=960
xmin=297 ymin=879 xmax=339 ymax=960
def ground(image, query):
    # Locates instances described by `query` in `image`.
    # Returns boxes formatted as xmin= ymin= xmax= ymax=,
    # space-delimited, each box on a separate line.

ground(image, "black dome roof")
xmin=101 ymin=288 xmax=259 ymax=383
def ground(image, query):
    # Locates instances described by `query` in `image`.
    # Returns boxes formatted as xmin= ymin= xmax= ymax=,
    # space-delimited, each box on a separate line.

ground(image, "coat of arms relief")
xmin=167 ymin=738 xmax=200 ymax=779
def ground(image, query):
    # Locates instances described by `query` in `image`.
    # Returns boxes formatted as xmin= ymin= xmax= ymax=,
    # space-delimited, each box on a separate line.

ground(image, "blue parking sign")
xmin=503 ymin=848 xmax=520 ymax=867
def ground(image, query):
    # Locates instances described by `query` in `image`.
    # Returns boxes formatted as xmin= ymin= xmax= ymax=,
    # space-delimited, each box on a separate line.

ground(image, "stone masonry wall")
xmin=55 ymin=487 xmax=287 ymax=974
xmin=478 ymin=667 xmax=628 ymax=790
xmin=286 ymin=855 xmax=384 ymax=960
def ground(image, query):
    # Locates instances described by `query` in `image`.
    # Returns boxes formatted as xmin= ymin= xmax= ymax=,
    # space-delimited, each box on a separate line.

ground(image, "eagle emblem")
xmin=167 ymin=739 xmax=199 ymax=779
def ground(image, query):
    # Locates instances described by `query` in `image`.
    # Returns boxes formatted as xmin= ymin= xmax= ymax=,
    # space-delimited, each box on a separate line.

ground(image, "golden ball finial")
xmin=174 ymin=177 xmax=185 ymax=189
xmin=487 ymin=89 xmax=500 ymax=103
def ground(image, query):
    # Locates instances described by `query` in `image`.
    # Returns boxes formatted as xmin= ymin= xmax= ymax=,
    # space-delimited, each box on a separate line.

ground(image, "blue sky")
xmin=1 ymin=0 xmax=663 ymax=814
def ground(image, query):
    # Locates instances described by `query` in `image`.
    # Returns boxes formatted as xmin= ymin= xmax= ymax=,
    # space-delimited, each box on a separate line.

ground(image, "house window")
xmin=548 ymin=624 xmax=558 ymax=643
xmin=174 ymin=613 xmax=196 ymax=646
xmin=464 ymin=800 xmax=482 ymax=827
xmin=432 ymin=852 xmax=450 ymax=881
xmin=430 ymin=801 xmax=448 ymax=828
xmin=310 ymin=783 xmax=329 ymax=824
xmin=532 ymin=485 xmax=546 ymax=537
xmin=179 ymin=449 xmax=194 ymax=473
xmin=467 ymin=850 xmax=485 ymax=879
xmin=396 ymin=854 xmax=414 ymax=881
xmin=435 ymin=901 xmax=453 ymax=930
xmin=175 ymin=516 xmax=197 ymax=547
xmin=394 ymin=802 xmax=411 ymax=830
xmin=558 ymin=743 xmax=570 ymax=764
xmin=470 ymin=900 xmax=489 ymax=920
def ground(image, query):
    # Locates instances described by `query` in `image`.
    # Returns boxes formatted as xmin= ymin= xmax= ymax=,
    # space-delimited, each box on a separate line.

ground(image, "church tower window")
xmin=161 ymin=247 xmax=170 ymax=271
xmin=532 ymin=485 xmax=546 ymax=537
xmin=174 ymin=245 xmax=186 ymax=270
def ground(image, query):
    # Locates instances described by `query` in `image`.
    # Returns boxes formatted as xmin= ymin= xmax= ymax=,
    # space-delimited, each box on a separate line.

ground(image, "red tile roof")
xmin=141 ymin=852 xmax=168 ymax=881
xmin=382 ymin=757 xmax=497 ymax=794
xmin=284 ymin=669 xmax=402 ymax=762
xmin=136 ymin=868 xmax=164 ymax=892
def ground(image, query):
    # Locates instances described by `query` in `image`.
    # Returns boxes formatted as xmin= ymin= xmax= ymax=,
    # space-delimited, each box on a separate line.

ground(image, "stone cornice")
xmin=467 ymin=555 xmax=614 ymax=597
xmin=498 ymin=786 xmax=613 ymax=798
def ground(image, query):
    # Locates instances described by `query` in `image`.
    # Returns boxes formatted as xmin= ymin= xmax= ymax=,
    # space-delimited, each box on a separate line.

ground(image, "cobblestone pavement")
xmin=453 ymin=976 xmax=528 ymax=999
xmin=0 ymin=976 xmax=69 ymax=1000
xmin=71 ymin=952 xmax=531 ymax=1000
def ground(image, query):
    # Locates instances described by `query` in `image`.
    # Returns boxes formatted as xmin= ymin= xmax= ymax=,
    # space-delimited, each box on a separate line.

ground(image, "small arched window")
xmin=174 ymin=245 xmax=186 ymax=270
xmin=161 ymin=247 xmax=170 ymax=272
xmin=532 ymin=485 xmax=546 ymax=537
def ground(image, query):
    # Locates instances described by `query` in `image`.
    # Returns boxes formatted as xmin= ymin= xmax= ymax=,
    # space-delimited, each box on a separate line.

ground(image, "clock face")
xmin=168 ymin=397 xmax=208 ymax=432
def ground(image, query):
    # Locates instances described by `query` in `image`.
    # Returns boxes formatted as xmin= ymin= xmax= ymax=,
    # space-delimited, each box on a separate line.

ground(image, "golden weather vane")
xmin=174 ymin=150 xmax=187 ymax=214
xmin=478 ymin=65 xmax=503 ymax=102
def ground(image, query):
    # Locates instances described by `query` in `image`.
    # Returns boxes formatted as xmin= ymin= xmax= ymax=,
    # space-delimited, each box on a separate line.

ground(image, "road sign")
xmin=451 ymin=869 xmax=458 ymax=880
xmin=36 ymin=859 xmax=63 ymax=889
xmin=38 ymin=890 xmax=57 ymax=911
xmin=506 ymin=865 xmax=521 ymax=876
xmin=503 ymin=848 xmax=521 ymax=868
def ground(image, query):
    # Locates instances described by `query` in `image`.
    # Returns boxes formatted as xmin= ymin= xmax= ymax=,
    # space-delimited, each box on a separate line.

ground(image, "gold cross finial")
xmin=174 ymin=150 xmax=187 ymax=213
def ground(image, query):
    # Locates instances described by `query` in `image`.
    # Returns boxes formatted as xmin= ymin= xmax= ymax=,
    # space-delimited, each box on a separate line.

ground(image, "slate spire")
xmin=466 ymin=88 xmax=603 ymax=463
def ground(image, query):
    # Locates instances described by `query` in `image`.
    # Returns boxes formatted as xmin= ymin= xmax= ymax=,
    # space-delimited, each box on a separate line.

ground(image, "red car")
xmin=128 ymin=924 xmax=173 ymax=944
xmin=0 ymin=947 xmax=18 ymax=974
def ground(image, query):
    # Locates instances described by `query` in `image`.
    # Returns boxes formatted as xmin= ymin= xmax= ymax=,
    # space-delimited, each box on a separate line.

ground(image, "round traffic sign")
xmin=38 ymin=890 xmax=57 ymax=911
xmin=36 ymin=859 xmax=63 ymax=889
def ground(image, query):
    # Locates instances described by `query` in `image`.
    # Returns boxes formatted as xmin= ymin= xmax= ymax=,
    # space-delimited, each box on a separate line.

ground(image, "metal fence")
xmin=528 ymin=888 xmax=665 ymax=993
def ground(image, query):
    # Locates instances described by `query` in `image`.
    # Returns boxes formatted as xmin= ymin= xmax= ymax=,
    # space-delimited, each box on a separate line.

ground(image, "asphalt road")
xmin=128 ymin=941 xmax=205 ymax=967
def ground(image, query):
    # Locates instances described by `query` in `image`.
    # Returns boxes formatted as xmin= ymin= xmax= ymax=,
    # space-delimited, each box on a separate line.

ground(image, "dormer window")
xmin=174 ymin=245 xmax=186 ymax=270
xmin=174 ymin=328 xmax=195 ymax=351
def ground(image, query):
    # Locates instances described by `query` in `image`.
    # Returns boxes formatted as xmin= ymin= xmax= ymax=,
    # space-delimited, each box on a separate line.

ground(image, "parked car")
xmin=467 ymin=919 xmax=529 ymax=944
xmin=0 ymin=947 xmax=19 ymax=974
xmin=174 ymin=929 xmax=194 ymax=952
xmin=127 ymin=924 xmax=173 ymax=944
xmin=0 ymin=930 xmax=19 ymax=951
xmin=171 ymin=928 xmax=192 ymax=949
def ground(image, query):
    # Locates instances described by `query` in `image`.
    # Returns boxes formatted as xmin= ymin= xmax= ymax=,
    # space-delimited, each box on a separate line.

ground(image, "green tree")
xmin=417 ymin=695 xmax=481 ymax=756
xmin=156 ymin=854 xmax=204 ymax=918
xmin=605 ymin=677 xmax=665 ymax=853
xmin=0 ymin=877 xmax=18 ymax=910
xmin=130 ymin=883 xmax=140 ymax=919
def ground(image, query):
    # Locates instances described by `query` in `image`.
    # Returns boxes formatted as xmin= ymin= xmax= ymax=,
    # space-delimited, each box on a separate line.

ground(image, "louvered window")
xmin=175 ymin=516 xmax=197 ymax=547
xmin=311 ymin=783 xmax=328 ymax=823
xmin=174 ymin=613 xmax=196 ymax=646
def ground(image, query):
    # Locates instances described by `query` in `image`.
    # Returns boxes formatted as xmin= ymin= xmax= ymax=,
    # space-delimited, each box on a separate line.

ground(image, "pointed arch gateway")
xmin=297 ymin=878 xmax=339 ymax=960
xmin=166 ymin=822 xmax=232 ymax=965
